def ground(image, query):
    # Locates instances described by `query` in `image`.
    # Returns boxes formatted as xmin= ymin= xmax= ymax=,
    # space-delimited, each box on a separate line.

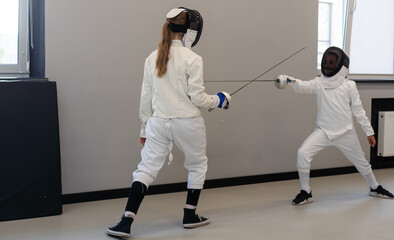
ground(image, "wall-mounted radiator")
xmin=377 ymin=111 xmax=394 ymax=157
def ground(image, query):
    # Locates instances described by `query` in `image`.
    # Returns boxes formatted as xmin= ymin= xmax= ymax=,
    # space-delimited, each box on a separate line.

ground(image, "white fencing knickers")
xmin=297 ymin=128 xmax=373 ymax=176
xmin=133 ymin=116 xmax=208 ymax=189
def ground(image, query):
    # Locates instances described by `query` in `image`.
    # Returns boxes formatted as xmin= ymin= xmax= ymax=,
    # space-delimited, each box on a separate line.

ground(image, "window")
xmin=348 ymin=0 xmax=394 ymax=75
xmin=317 ymin=0 xmax=348 ymax=69
xmin=0 ymin=0 xmax=29 ymax=77
xmin=318 ymin=0 xmax=394 ymax=77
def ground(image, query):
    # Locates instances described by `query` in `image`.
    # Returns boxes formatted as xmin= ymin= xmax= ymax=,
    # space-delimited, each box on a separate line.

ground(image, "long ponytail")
xmin=156 ymin=23 xmax=172 ymax=78
xmin=156 ymin=12 xmax=188 ymax=78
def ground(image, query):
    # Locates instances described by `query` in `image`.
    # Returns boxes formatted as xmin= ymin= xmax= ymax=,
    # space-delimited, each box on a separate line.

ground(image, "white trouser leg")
xmin=297 ymin=128 xmax=330 ymax=191
xmin=133 ymin=117 xmax=170 ymax=187
xmin=171 ymin=117 xmax=208 ymax=189
xmin=333 ymin=129 xmax=377 ymax=187
xmin=297 ymin=128 xmax=329 ymax=173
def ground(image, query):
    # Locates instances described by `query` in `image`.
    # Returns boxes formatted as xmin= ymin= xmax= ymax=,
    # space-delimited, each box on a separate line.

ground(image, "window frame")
xmin=345 ymin=0 xmax=394 ymax=80
xmin=0 ymin=0 xmax=29 ymax=78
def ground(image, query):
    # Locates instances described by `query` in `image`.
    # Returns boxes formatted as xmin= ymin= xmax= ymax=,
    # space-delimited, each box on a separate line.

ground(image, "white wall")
xmin=45 ymin=0 xmax=393 ymax=195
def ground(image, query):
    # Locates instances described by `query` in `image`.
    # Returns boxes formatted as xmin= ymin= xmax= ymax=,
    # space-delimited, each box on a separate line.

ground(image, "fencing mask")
xmin=166 ymin=7 xmax=203 ymax=48
xmin=321 ymin=46 xmax=349 ymax=77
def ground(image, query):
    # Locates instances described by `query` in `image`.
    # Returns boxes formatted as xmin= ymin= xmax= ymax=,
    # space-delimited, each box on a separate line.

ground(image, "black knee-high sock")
xmin=125 ymin=181 xmax=147 ymax=214
xmin=186 ymin=189 xmax=201 ymax=207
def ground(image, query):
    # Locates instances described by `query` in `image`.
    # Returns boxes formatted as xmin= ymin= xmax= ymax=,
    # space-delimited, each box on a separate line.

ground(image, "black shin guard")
xmin=186 ymin=189 xmax=201 ymax=206
xmin=125 ymin=181 xmax=147 ymax=214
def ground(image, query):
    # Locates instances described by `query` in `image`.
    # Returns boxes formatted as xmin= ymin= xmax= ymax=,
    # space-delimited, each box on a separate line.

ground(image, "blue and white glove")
xmin=211 ymin=91 xmax=231 ymax=109
xmin=275 ymin=75 xmax=296 ymax=89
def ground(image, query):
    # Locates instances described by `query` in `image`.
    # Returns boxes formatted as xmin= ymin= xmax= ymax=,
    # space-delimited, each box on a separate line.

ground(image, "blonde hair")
xmin=156 ymin=11 xmax=188 ymax=78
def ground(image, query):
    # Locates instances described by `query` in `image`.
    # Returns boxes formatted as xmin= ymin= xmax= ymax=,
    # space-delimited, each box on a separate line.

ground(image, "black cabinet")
xmin=0 ymin=80 xmax=62 ymax=221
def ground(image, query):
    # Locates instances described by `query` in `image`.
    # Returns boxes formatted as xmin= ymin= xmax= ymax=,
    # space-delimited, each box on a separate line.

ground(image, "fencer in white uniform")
xmin=276 ymin=47 xmax=393 ymax=205
xmin=107 ymin=7 xmax=231 ymax=238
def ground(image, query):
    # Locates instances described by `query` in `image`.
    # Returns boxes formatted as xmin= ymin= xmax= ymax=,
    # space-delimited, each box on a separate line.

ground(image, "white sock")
xmin=363 ymin=172 xmax=379 ymax=189
xmin=185 ymin=204 xmax=196 ymax=210
xmin=124 ymin=211 xmax=136 ymax=218
xmin=299 ymin=171 xmax=311 ymax=193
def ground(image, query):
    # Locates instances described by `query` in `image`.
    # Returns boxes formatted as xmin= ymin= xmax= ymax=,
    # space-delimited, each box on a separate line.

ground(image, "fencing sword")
xmin=229 ymin=46 xmax=306 ymax=96
xmin=208 ymin=46 xmax=306 ymax=112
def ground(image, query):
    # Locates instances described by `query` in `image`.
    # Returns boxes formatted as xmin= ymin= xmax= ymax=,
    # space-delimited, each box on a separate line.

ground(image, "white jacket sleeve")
xmin=288 ymin=76 xmax=320 ymax=94
xmin=186 ymin=57 xmax=215 ymax=108
xmin=139 ymin=58 xmax=153 ymax=138
xmin=348 ymin=81 xmax=374 ymax=136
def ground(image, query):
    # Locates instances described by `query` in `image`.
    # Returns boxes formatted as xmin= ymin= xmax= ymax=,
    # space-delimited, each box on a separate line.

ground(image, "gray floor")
xmin=1 ymin=168 xmax=394 ymax=240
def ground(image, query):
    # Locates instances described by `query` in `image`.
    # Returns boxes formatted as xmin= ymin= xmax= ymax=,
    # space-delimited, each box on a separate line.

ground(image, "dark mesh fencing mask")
xmin=166 ymin=7 xmax=203 ymax=48
xmin=181 ymin=7 xmax=203 ymax=48
xmin=321 ymin=47 xmax=349 ymax=77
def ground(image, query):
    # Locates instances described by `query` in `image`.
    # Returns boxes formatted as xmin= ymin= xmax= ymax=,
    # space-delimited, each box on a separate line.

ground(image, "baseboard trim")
xmin=62 ymin=166 xmax=361 ymax=204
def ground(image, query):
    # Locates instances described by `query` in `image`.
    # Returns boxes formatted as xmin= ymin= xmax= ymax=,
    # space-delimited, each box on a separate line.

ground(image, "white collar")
xmin=321 ymin=66 xmax=349 ymax=89
xmin=171 ymin=40 xmax=183 ymax=46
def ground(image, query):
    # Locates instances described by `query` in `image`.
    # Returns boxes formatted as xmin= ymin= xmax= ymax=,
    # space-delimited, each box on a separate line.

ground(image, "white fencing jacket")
xmin=139 ymin=40 xmax=215 ymax=137
xmin=289 ymin=66 xmax=374 ymax=140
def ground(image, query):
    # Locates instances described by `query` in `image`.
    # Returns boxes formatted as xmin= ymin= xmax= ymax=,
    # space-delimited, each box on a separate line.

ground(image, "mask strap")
xmin=169 ymin=23 xmax=187 ymax=33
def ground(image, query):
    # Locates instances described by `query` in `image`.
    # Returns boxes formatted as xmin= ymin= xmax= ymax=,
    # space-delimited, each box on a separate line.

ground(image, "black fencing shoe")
xmin=107 ymin=215 xmax=134 ymax=238
xmin=183 ymin=208 xmax=210 ymax=229
xmin=369 ymin=185 xmax=394 ymax=199
xmin=292 ymin=190 xmax=313 ymax=205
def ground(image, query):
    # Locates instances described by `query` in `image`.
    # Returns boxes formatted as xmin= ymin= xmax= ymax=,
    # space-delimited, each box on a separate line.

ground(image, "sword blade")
xmin=229 ymin=47 xmax=306 ymax=96
xmin=205 ymin=79 xmax=276 ymax=82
